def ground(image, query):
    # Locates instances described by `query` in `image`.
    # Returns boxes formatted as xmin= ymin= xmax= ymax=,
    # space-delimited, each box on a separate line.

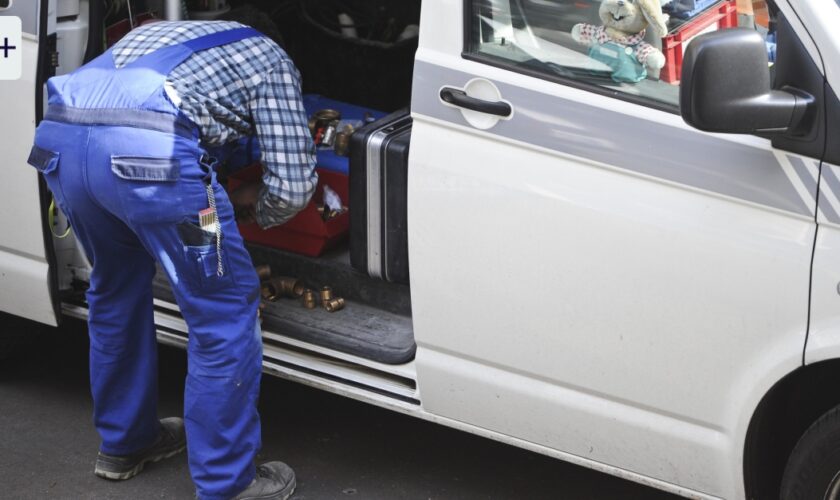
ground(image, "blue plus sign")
xmin=1 ymin=37 xmax=15 ymax=58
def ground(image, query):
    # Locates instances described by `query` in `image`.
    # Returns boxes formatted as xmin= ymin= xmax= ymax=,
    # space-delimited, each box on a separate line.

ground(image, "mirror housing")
xmin=680 ymin=28 xmax=815 ymax=136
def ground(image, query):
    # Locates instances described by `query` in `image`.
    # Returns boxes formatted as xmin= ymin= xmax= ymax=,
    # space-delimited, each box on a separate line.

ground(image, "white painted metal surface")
xmin=408 ymin=0 xmax=814 ymax=498
xmin=787 ymin=0 xmax=839 ymax=84
xmin=0 ymin=26 xmax=56 ymax=326
xmin=806 ymin=163 xmax=840 ymax=364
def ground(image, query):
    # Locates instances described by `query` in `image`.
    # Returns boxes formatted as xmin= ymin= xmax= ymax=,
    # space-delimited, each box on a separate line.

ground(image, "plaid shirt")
xmin=113 ymin=21 xmax=317 ymax=228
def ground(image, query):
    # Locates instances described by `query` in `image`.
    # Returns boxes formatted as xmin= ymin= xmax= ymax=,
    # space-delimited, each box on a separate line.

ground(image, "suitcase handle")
xmin=440 ymin=87 xmax=512 ymax=117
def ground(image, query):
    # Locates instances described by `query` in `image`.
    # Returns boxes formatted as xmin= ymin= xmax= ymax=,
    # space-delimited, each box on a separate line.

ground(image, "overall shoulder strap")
xmin=115 ymin=26 xmax=264 ymax=109
xmin=123 ymin=26 xmax=264 ymax=75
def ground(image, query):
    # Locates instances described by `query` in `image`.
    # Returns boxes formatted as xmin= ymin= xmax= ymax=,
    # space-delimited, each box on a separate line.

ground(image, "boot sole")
xmin=235 ymin=477 xmax=296 ymax=500
xmin=94 ymin=443 xmax=186 ymax=481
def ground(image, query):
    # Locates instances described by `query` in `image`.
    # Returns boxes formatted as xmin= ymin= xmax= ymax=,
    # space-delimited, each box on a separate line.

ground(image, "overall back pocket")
xmin=111 ymin=156 xmax=185 ymax=224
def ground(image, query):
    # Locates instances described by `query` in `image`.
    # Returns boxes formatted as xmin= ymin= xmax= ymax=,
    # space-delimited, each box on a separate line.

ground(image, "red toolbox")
xmin=660 ymin=0 xmax=737 ymax=84
xmin=227 ymin=164 xmax=349 ymax=257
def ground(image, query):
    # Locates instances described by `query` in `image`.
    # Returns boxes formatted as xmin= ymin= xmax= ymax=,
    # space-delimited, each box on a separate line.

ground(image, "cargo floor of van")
xmin=150 ymin=243 xmax=416 ymax=365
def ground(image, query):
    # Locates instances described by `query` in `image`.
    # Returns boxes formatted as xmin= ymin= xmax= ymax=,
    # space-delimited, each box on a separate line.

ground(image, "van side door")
xmin=0 ymin=0 xmax=58 ymax=325
xmin=409 ymin=0 xmax=820 ymax=496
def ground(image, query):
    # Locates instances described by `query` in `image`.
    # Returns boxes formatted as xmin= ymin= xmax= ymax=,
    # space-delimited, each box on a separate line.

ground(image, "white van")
xmin=3 ymin=0 xmax=840 ymax=498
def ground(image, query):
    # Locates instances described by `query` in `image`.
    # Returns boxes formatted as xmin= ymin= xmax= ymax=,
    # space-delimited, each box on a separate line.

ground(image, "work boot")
xmin=94 ymin=417 xmax=186 ymax=480
xmin=233 ymin=462 xmax=296 ymax=500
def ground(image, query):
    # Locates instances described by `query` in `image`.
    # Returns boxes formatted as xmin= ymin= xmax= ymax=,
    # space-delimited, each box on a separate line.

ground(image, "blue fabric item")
xmin=31 ymin=27 xmax=265 ymax=500
xmin=589 ymin=41 xmax=647 ymax=83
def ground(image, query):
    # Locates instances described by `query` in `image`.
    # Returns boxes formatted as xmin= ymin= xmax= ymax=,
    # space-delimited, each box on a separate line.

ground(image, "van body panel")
xmin=408 ymin=1 xmax=817 ymax=496
xmin=806 ymin=164 xmax=840 ymax=364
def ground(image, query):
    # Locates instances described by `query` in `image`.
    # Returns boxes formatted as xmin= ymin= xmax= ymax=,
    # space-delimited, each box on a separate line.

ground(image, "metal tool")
xmin=321 ymin=121 xmax=338 ymax=147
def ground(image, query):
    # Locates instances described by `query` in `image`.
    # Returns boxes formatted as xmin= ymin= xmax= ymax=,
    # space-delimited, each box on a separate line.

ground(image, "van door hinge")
xmin=43 ymin=33 xmax=58 ymax=78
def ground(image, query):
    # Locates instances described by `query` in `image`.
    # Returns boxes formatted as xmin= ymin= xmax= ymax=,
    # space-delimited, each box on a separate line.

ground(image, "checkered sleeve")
xmin=251 ymin=59 xmax=318 ymax=229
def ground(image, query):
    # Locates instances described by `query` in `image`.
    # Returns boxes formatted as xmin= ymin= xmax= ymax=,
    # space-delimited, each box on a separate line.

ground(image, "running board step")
xmin=152 ymin=270 xmax=416 ymax=365
xmin=61 ymin=300 xmax=420 ymax=404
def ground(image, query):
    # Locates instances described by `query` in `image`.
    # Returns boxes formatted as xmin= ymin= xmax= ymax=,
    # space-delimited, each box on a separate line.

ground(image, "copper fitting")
xmin=261 ymin=284 xmax=277 ymax=301
xmin=262 ymin=277 xmax=304 ymax=300
xmin=320 ymin=286 xmax=333 ymax=302
xmin=334 ymin=124 xmax=354 ymax=156
xmin=313 ymin=108 xmax=341 ymax=123
xmin=307 ymin=116 xmax=318 ymax=136
xmin=324 ymin=297 xmax=345 ymax=313
xmin=255 ymin=264 xmax=271 ymax=281
xmin=302 ymin=289 xmax=317 ymax=309
xmin=269 ymin=276 xmax=303 ymax=299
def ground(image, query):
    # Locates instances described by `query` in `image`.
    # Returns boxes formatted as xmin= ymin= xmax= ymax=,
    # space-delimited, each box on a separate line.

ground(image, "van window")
xmin=465 ymin=0 xmax=774 ymax=111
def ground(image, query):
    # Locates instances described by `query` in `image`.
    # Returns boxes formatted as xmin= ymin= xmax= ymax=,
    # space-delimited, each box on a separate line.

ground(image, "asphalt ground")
xmin=0 ymin=315 xmax=679 ymax=500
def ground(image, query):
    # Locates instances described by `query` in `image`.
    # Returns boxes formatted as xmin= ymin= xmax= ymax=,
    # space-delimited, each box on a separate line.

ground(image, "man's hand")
xmin=229 ymin=181 xmax=262 ymax=225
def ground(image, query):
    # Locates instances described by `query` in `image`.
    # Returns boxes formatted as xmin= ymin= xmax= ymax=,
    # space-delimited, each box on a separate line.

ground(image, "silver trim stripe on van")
xmin=819 ymin=164 xmax=840 ymax=224
xmin=411 ymin=61 xmax=822 ymax=219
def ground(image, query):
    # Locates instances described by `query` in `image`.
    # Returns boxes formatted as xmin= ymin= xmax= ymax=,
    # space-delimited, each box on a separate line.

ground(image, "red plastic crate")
xmin=227 ymin=164 xmax=349 ymax=257
xmin=660 ymin=0 xmax=738 ymax=84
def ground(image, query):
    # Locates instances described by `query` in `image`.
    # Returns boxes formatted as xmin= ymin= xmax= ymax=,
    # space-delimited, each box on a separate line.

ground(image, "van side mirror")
xmin=680 ymin=28 xmax=815 ymax=136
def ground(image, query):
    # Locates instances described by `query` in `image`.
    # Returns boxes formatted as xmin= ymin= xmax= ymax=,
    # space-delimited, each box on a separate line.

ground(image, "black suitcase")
xmin=349 ymin=110 xmax=412 ymax=284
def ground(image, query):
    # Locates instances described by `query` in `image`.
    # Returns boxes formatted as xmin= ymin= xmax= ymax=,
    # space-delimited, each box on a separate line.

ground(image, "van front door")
xmin=409 ymin=0 xmax=818 ymax=496
xmin=0 ymin=0 xmax=58 ymax=325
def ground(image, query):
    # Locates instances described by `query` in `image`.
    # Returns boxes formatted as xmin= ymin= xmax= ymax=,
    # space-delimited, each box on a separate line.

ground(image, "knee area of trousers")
xmin=188 ymin=324 xmax=262 ymax=375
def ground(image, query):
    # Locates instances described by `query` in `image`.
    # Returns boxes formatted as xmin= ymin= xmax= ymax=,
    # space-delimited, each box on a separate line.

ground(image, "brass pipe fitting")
xmin=261 ymin=284 xmax=278 ymax=301
xmin=271 ymin=276 xmax=305 ymax=298
xmin=255 ymin=264 xmax=271 ymax=282
xmin=313 ymin=109 xmax=341 ymax=123
xmin=320 ymin=286 xmax=333 ymax=302
xmin=302 ymin=289 xmax=317 ymax=309
xmin=324 ymin=297 xmax=345 ymax=313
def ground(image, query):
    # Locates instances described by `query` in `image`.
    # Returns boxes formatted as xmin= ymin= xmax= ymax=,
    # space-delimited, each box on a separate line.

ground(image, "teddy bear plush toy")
xmin=571 ymin=0 xmax=669 ymax=83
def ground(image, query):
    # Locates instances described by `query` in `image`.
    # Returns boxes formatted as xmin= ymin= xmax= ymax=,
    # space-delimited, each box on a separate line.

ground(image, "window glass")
xmin=467 ymin=0 xmax=775 ymax=109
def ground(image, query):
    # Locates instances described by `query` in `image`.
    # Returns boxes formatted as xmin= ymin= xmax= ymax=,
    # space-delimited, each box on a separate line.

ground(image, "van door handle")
xmin=440 ymin=87 xmax=512 ymax=117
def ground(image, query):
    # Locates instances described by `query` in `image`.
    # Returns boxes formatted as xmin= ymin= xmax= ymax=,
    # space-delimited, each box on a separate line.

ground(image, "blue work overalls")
xmin=28 ymin=27 xmax=265 ymax=500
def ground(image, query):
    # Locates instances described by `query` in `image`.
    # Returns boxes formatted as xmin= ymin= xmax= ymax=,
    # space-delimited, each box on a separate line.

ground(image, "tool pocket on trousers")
xmin=185 ymin=244 xmax=235 ymax=293
xmin=179 ymin=221 xmax=235 ymax=292
xmin=111 ymin=156 xmax=184 ymax=224
xmin=177 ymin=220 xmax=216 ymax=247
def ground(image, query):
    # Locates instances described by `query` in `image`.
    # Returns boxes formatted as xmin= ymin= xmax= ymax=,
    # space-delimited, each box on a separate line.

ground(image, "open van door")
xmin=0 ymin=0 xmax=59 ymax=326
